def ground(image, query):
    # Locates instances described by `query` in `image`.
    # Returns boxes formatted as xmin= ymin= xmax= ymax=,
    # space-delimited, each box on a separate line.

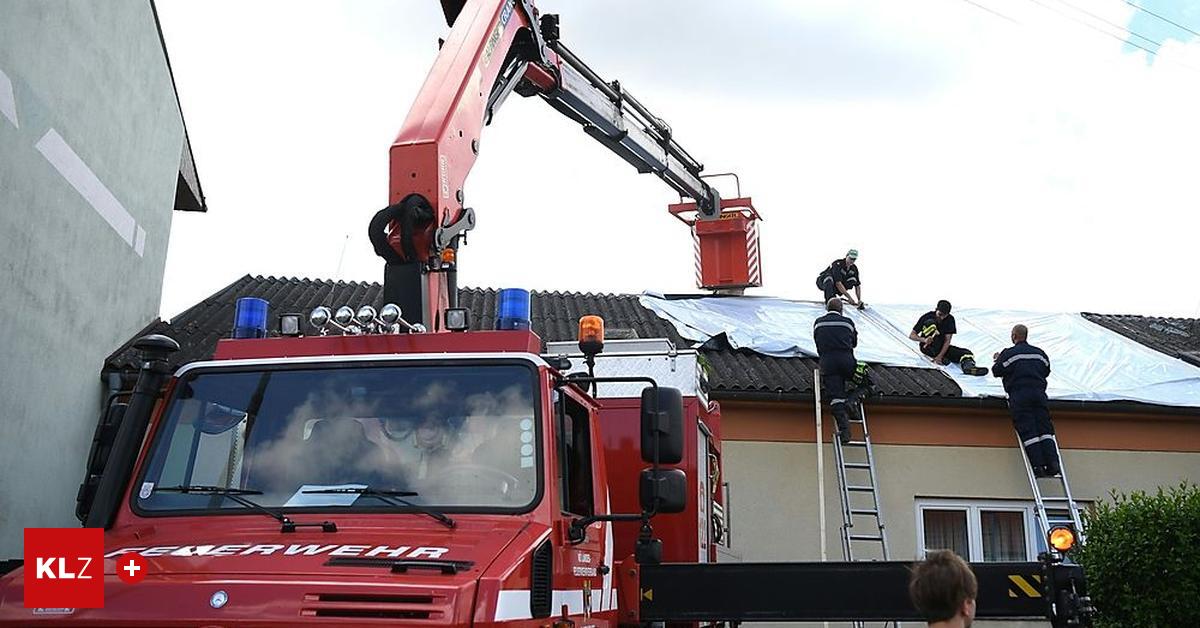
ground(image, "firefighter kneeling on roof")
xmin=992 ymin=324 xmax=1062 ymax=478
xmin=909 ymin=300 xmax=987 ymax=376
xmin=814 ymin=298 xmax=858 ymax=444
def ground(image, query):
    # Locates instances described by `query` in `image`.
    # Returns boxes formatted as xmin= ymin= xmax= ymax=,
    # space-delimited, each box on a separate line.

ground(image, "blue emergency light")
xmin=495 ymin=288 xmax=531 ymax=330
xmin=233 ymin=297 xmax=269 ymax=339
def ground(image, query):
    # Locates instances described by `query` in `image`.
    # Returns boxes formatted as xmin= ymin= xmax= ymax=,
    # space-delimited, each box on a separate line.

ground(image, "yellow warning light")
xmin=1049 ymin=526 xmax=1076 ymax=553
xmin=578 ymin=315 xmax=605 ymax=355
xmin=441 ymin=248 xmax=456 ymax=265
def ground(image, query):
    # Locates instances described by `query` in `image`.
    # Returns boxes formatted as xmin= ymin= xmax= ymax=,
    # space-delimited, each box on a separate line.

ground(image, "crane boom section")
xmin=380 ymin=0 xmax=721 ymax=325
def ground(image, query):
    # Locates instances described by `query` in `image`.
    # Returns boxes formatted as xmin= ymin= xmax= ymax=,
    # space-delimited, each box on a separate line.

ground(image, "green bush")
xmin=1074 ymin=482 xmax=1200 ymax=627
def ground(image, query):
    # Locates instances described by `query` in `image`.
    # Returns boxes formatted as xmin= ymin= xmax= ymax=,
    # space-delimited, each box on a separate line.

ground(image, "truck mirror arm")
xmin=556 ymin=375 xmax=667 ymax=547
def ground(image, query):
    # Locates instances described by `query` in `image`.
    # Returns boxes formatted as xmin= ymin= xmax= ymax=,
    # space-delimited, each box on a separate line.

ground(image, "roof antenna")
xmin=334 ymin=233 xmax=350 ymax=279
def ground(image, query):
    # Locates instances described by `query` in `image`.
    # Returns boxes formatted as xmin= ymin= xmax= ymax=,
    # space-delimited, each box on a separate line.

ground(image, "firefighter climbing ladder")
xmin=1016 ymin=433 xmax=1086 ymax=544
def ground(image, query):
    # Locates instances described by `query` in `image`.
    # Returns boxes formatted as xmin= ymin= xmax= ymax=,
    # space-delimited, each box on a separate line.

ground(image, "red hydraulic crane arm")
xmin=371 ymin=0 xmax=723 ymax=328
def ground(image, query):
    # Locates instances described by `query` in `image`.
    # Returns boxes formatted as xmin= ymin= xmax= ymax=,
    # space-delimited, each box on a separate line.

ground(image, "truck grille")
xmin=301 ymin=591 xmax=448 ymax=620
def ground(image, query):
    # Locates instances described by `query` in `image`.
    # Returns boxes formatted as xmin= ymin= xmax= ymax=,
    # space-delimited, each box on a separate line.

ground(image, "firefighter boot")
xmin=832 ymin=403 xmax=852 ymax=445
xmin=960 ymin=356 xmax=987 ymax=376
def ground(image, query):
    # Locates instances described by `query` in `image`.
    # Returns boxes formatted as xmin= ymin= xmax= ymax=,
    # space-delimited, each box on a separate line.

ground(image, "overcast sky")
xmin=156 ymin=0 xmax=1200 ymax=320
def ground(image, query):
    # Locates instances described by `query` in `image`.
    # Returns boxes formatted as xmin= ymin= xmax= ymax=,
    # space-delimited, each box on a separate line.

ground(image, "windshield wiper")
xmin=303 ymin=487 xmax=455 ymax=529
xmin=155 ymin=485 xmax=337 ymax=533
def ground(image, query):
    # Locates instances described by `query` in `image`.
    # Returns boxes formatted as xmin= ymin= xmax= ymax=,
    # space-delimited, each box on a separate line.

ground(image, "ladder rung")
xmin=849 ymin=534 xmax=884 ymax=541
xmin=847 ymin=485 xmax=876 ymax=492
xmin=1039 ymin=497 xmax=1073 ymax=502
xmin=846 ymin=440 xmax=869 ymax=446
xmin=850 ymin=509 xmax=879 ymax=516
xmin=843 ymin=462 xmax=872 ymax=469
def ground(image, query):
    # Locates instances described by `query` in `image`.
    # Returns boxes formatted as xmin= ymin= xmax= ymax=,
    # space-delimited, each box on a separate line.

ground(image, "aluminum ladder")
xmin=832 ymin=402 xmax=901 ymax=628
xmin=1016 ymin=433 xmax=1086 ymax=544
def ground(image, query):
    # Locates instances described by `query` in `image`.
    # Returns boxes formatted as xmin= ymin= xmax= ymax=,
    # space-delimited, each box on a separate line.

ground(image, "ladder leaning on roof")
xmin=1016 ymin=432 xmax=1086 ymax=545
xmin=831 ymin=403 xmax=893 ymax=563
xmin=817 ymin=369 xmax=901 ymax=628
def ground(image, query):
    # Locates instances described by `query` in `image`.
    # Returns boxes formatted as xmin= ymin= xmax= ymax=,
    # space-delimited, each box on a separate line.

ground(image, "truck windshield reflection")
xmin=136 ymin=363 xmax=539 ymax=513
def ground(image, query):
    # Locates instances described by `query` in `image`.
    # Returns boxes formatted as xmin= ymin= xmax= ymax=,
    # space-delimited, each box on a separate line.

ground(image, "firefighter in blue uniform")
xmin=992 ymin=324 xmax=1061 ymax=478
xmin=816 ymin=249 xmax=865 ymax=309
xmin=813 ymin=298 xmax=858 ymax=444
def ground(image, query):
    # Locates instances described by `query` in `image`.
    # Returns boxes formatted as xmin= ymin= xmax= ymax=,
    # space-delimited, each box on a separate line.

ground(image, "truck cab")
xmin=0 ymin=309 xmax=718 ymax=626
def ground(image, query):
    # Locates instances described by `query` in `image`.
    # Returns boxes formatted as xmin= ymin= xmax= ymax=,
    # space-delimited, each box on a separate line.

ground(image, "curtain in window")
xmin=922 ymin=509 xmax=968 ymax=559
xmin=981 ymin=510 xmax=1026 ymax=561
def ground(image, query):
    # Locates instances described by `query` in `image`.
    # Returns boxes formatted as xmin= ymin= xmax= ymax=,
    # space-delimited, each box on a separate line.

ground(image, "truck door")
xmin=554 ymin=388 xmax=605 ymax=616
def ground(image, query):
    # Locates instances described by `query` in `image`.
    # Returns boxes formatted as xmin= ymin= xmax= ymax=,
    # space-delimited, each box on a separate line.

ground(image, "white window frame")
xmin=915 ymin=498 xmax=1039 ymax=562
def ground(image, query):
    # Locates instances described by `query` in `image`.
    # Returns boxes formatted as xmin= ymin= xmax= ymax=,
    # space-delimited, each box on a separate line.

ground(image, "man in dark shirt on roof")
xmin=992 ymin=324 xmax=1061 ymax=478
xmin=816 ymin=249 xmax=865 ymax=309
xmin=909 ymin=300 xmax=987 ymax=376
xmin=814 ymin=298 xmax=858 ymax=444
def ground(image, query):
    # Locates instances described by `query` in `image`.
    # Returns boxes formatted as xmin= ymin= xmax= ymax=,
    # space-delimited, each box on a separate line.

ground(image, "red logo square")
xmin=23 ymin=528 xmax=104 ymax=608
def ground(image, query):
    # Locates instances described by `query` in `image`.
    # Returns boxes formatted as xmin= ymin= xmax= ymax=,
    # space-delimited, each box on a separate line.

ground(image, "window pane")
xmin=923 ymin=509 xmax=968 ymax=559
xmin=981 ymin=510 xmax=1026 ymax=561
xmin=138 ymin=364 xmax=540 ymax=512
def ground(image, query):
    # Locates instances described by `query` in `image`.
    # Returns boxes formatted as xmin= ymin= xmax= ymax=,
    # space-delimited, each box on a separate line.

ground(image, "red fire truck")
xmin=0 ymin=0 xmax=1091 ymax=625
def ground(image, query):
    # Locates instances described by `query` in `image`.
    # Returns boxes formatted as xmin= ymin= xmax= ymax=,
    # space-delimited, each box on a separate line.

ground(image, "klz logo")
xmin=24 ymin=528 xmax=104 ymax=608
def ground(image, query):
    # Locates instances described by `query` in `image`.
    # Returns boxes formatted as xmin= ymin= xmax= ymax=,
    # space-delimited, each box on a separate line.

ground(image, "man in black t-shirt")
xmin=815 ymin=249 xmax=865 ymax=309
xmin=909 ymin=300 xmax=987 ymax=376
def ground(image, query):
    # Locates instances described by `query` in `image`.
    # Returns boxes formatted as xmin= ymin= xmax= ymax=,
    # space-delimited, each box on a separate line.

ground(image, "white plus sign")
xmin=123 ymin=560 xmax=141 ymax=577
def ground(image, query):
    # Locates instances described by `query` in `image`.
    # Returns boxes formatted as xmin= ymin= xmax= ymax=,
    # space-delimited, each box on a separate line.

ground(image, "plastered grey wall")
xmin=722 ymin=442 xmax=1200 ymax=627
xmin=0 ymin=0 xmax=183 ymax=557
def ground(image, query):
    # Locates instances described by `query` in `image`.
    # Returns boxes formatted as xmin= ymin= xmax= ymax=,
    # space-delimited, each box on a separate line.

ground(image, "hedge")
xmin=1074 ymin=482 xmax=1200 ymax=627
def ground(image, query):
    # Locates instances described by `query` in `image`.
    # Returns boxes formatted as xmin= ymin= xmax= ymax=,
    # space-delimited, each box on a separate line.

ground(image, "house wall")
xmin=0 ymin=0 xmax=184 ymax=557
xmin=717 ymin=400 xmax=1200 ymax=628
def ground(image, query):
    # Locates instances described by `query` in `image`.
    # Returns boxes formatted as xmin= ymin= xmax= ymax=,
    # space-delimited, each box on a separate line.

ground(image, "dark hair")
xmin=936 ymin=299 xmax=952 ymax=314
xmin=909 ymin=550 xmax=977 ymax=623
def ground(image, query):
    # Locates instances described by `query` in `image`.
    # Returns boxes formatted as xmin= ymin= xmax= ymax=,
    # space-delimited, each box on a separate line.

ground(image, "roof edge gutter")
xmin=710 ymin=389 xmax=1200 ymax=416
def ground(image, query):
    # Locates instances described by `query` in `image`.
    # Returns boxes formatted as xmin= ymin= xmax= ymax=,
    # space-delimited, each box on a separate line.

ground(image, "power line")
xmin=1055 ymin=0 xmax=1159 ymax=47
xmin=959 ymin=0 xmax=1019 ymax=24
xmin=1125 ymin=1 xmax=1200 ymax=39
xmin=1025 ymin=0 xmax=1164 ymax=59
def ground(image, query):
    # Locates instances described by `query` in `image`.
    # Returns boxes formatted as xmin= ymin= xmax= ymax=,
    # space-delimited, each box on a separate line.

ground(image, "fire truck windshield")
xmin=134 ymin=361 xmax=540 ymax=515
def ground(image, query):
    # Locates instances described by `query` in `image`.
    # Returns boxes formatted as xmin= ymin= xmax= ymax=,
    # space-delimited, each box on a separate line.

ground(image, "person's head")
xmin=826 ymin=298 xmax=843 ymax=313
xmin=1011 ymin=324 xmax=1028 ymax=344
xmin=935 ymin=299 xmax=952 ymax=321
xmin=414 ymin=416 xmax=451 ymax=451
xmin=845 ymin=248 xmax=859 ymax=265
xmin=909 ymin=550 xmax=977 ymax=626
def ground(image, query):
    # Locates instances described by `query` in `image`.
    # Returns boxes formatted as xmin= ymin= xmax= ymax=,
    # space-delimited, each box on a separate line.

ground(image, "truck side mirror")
xmin=641 ymin=386 xmax=684 ymax=464
xmin=640 ymin=468 xmax=687 ymax=514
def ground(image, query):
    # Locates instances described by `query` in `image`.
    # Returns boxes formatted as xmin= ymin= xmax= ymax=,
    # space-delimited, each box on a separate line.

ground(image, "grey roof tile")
xmin=1081 ymin=312 xmax=1200 ymax=367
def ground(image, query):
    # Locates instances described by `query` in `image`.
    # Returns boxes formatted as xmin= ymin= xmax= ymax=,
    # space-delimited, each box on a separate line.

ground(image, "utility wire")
xmin=959 ymin=0 xmax=1019 ymax=24
xmin=1055 ymin=0 xmax=1159 ymax=47
xmin=1026 ymin=0 xmax=1164 ymax=58
xmin=1124 ymin=1 xmax=1200 ymax=39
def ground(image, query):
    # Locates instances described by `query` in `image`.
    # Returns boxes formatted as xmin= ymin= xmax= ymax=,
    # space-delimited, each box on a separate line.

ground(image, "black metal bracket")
xmin=281 ymin=520 xmax=337 ymax=533
xmin=323 ymin=557 xmax=474 ymax=575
